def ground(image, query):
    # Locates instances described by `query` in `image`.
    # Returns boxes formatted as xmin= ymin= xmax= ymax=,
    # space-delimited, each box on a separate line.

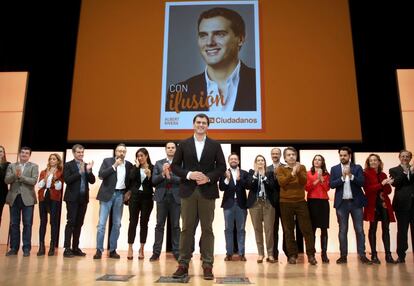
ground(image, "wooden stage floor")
xmin=0 ymin=245 xmax=412 ymax=285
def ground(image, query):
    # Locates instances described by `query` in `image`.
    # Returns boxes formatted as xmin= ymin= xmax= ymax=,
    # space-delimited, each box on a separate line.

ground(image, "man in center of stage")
xmin=166 ymin=7 xmax=256 ymax=112
xmin=171 ymin=113 xmax=226 ymax=280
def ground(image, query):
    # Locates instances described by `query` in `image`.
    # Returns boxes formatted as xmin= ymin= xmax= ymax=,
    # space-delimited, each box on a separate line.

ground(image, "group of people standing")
xmin=0 ymin=114 xmax=413 ymax=281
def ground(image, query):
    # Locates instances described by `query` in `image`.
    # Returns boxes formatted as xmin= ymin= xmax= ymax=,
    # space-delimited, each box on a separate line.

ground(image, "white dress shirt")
xmin=115 ymin=162 xmax=126 ymax=190
xmin=341 ymin=164 xmax=353 ymax=199
xmin=205 ymin=61 xmax=241 ymax=112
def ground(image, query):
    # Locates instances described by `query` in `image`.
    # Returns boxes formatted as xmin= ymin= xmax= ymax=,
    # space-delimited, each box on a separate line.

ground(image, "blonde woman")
xmin=246 ymin=155 xmax=276 ymax=263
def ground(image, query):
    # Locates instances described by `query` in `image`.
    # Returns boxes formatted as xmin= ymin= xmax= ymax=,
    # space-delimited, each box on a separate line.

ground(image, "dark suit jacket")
xmin=166 ymin=62 xmax=256 ymax=112
xmin=246 ymin=169 xmax=277 ymax=209
xmin=152 ymin=158 xmax=181 ymax=204
xmin=96 ymin=157 xmax=133 ymax=202
xmin=171 ymin=136 xmax=226 ymax=199
xmin=330 ymin=163 xmax=366 ymax=209
xmin=389 ymin=165 xmax=414 ymax=211
xmin=266 ymin=164 xmax=283 ymax=204
xmin=128 ymin=164 xmax=154 ymax=199
xmin=219 ymin=168 xmax=248 ymax=209
xmin=63 ymin=159 xmax=96 ymax=203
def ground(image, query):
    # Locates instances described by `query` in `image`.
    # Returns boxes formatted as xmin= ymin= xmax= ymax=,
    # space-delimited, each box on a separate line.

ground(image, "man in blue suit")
xmin=330 ymin=146 xmax=371 ymax=264
xmin=219 ymin=153 xmax=249 ymax=261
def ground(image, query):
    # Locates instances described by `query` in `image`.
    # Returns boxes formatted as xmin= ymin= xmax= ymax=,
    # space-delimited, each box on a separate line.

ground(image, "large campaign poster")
xmin=160 ymin=1 xmax=261 ymax=129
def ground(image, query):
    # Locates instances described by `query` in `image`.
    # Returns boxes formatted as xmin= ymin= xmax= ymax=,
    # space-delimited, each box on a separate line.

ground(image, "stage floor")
xmin=0 ymin=245 xmax=412 ymax=285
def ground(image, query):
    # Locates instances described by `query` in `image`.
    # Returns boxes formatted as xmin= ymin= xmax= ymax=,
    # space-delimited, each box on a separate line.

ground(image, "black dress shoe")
xmin=172 ymin=265 xmax=188 ymax=278
xmin=396 ymin=257 xmax=405 ymax=263
xmin=63 ymin=248 xmax=74 ymax=258
xmin=93 ymin=249 xmax=102 ymax=259
xmin=5 ymin=249 xmax=18 ymax=256
xmin=149 ymin=254 xmax=159 ymax=261
xmin=336 ymin=256 xmax=347 ymax=264
xmin=23 ymin=250 xmax=30 ymax=257
xmin=202 ymin=266 xmax=214 ymax=280
xmin=109 ymin=250 xmax=120 ymax=259
xmin=288 ymin=256 xmax=297 ymax=264
xmin=308 ymin=255 xmax=317 ymax=265
xmin=224 ymin=255 xmax=232 ymax=261
xmin=240 ymin=255 xmax=247 ymax=261
xmin=359 ymin=255 xmax=372 ymax=264
xmin=385 ymin=253 xmax=397 ymax=264
xmin=370 ymin=255 xmax=381 ymax=264
xmin=72 ymin=248 xmax=86 ymax=257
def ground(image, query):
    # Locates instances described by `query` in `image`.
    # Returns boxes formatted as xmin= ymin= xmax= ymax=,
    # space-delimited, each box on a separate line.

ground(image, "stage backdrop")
xmin=68 ymin=0 xmax=361 ymax=142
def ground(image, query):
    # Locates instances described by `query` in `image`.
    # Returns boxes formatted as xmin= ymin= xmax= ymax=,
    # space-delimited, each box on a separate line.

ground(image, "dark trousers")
xmin=0 ymin=202 xmax=4 ymax=226
xmin=38 ymin=200 xmax=59 ymax=243
xmin=368 ymin=205 xmax=392 ymax=255
xmin=128 ymin=195 xmax=153 ymax=244
xmin=280 ymin=201 xmax=315 ymax=257
xmin=273 ymin=204 xmax=302 ymax=257
xmin=64 ymin=200 xmax=88 ymax=249
xmin=395 ymin=201 xmax=414 ymax=259
xmin=153 ymin=193 xmax=180 ymax=256
xmin=9 ymin=195 xmax=34 ymax=252
xmin=179 ymin=188 xmax=215 ymax=267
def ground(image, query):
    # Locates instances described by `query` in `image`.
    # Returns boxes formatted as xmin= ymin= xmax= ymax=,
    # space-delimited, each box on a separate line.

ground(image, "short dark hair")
xmin=228 ymin=152 xmax=239 ymax=160
xmin=283 ymin=146 xmax=297 ymax=158
xmin=198 ymin=7 xmax=246 ymax=39
xmin=72 ymin=144 xmax=84 ymax=153
xmin=20 ymin=146 xmax=32 ymax=154
xmin=165 ymin=141 xmax=176 ymax=148
xmin=399 ymin=149 xmax=412 ymax=158
xmin=116 ymin=143 xmax=126 ymax=149
xmin=193 ymin=113 xmax=210 ymax=126
xmin=338 ymin=146 xmax=352 ymax=155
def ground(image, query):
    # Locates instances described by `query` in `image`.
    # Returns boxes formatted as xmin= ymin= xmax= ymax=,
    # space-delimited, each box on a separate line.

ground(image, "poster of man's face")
xmin=160 ymin=1 xmax=261 ymax=130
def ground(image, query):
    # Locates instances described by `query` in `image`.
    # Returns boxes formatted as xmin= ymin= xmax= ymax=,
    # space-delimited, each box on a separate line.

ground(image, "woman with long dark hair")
xmin=37 ymin=153 xmax=64 ymax=256
xmin=126 ymin=148 xmax=154 ymax=260
xmin=363 ymin=153 xmax=396 ymax=264
xmin=305 ymin=154 xmax=331 ymax=263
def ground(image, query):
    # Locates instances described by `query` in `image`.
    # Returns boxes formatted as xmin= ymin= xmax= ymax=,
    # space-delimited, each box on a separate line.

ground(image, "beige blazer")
xmin=5 ymin=162 xmax=39 ymax=206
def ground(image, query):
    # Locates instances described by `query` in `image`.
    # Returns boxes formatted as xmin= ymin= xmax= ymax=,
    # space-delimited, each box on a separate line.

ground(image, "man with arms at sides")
xmin=219 ymin=152 xmax=249 ymax=261
xmin=63 ymin=144 xmax=95 ymax=258
xmin=171 ymin=113 xmax=226 ymax=280
xmin=166 ymin=7 xmax=256 ymax=112
xmin=150 ymin=141 xmax=181 ymax=261
xmin=330 ymin=146 xmax=371 ymax=264
xmin=389 ymin=150 xmax=414 ymax=263
xmin=93 ymin=143 xmax=132 ymax=259
xmin=266 ymin=147 xmax=285 ymax=261
xmin=5 ymin=147 xmax=39 ymax=257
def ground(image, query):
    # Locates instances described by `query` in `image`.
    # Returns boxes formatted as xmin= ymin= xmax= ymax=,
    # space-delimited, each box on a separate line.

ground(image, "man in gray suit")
xmin=150 ymin=142 xmax=181 ymax=261
xmin=93 ymin=143 xmax=132 ymax=259
xmin=5 ymin=147 xmax=39 ymax=257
